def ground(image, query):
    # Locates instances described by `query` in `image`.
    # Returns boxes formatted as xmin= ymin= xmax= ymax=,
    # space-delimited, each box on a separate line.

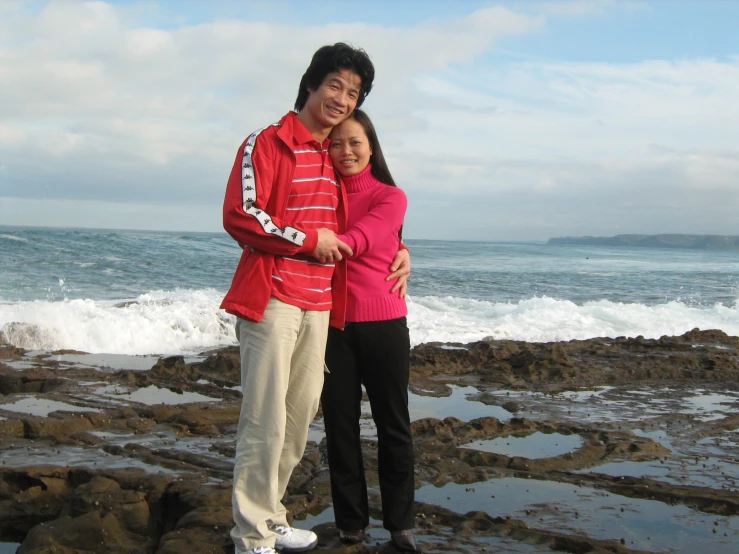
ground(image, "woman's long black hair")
xmin=344 ymin=109 xmax=403 ymax=239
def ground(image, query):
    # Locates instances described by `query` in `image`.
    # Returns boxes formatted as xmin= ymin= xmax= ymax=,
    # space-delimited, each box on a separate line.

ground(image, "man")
xmin=221 ymin=43 xmax=410 ymax=554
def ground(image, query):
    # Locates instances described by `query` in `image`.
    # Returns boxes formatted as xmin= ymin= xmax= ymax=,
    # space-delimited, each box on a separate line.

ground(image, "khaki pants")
xmin=230 ymin=297 xmax=329 ymax=552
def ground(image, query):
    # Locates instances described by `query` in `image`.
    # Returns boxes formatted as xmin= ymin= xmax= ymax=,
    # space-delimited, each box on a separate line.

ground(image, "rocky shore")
xmin=1 ymin=329 xmax=738 ymax=553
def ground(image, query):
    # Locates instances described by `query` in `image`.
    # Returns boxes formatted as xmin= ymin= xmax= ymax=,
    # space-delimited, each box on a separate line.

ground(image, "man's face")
xmin=302 ymin=68 xmax=362 ymax=132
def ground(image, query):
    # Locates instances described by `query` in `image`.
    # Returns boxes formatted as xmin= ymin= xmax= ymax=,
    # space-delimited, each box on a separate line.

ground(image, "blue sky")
xmin=1 ymin=0 xmax=737 ymax=240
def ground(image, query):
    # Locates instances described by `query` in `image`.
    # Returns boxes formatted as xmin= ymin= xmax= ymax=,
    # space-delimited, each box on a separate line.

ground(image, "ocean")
xmin=1 ymin=225 xmax=738 ymax=355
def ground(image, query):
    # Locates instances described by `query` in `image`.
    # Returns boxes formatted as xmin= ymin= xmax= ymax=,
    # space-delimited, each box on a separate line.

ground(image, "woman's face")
xmin=329 ymin=118 xmax=372 ymax=177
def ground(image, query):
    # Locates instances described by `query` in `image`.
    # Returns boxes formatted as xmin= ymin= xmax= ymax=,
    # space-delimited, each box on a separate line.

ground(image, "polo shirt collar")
xmin=284 ymin=111 xmax=329 ymax=148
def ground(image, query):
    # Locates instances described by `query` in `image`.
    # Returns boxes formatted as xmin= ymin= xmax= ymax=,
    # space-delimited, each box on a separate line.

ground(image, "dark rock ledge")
xmin=0 ymin=328 xmax=737 ymax=553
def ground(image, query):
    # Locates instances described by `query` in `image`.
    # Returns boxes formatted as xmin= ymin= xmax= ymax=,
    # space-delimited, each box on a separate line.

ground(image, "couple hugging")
xmin=220 ymin=43 xmax=417 ymax=554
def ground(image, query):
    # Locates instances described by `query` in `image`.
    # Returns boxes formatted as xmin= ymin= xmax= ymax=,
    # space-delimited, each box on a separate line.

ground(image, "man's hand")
xmin=386 ymin=247 xmax=411 ymax=298
xmin=313 ymin=228 xmax=353 ymax=263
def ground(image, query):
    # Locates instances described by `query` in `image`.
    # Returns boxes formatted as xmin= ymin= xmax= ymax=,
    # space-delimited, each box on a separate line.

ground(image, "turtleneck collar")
xmin=340 ymin=164 xmax=379 ymax=193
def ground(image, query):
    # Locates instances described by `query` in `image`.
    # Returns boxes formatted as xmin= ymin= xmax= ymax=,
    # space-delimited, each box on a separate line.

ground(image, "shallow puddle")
xmin=667 ymin=456 xmax=739 ymax=490
xmin=633 ymin=428 xmax=674 ymax=450
xmin=297 ymin=506 xmax=336 ymax=527
xmin=308 ymin=385 xmax=513 ymax=444
xmin=679 ymin=392 xmax=738 ymax=420
xmin=0 ymin=396 xmax=100 ymax=417
xmin=463 ymin=431 xmax=583 ymax=459
xmin=486 ymin=385 xmax=739 ymax=427
xmin=416 ymin=477 xmax=739 ymax=553
xmin=581 ymin=460 xmax=671 ymax=479
xmin=0 ymin=440 xmax=177 ymax=474
xmin=586 ymin=452 xmax=739 ymax=492
xmin=297 ymin=509 xmax=547 ymax=552
xmin=1 ymin=359 xmax=41 ymax=370
xmin=306 ymin=420 xmax=325 ymax=444
xmin=0 ymin=543 xmax=20 ymax=554
xmin=409 ymin=386 xmax=512 ymax=423
xmin=93 ymin=384 xmax=221 ymax=405
xmin=482 ymin=388 xmax=637 ymax=423
xmin=42 ymin=353 xmax=160 ymax=371
xmin=557 ymin=387 xmax=616 ymax=402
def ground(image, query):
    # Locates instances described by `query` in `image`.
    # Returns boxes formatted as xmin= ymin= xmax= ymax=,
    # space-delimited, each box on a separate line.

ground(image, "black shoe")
xmin=339 ymin=528 xmax=365 ymax=545
xmin=391 ymin=530 xmax=418 ymax=552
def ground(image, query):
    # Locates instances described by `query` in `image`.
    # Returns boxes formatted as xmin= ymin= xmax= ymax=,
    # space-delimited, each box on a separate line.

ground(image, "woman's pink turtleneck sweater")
xmin=337 ymin=164 xmax=408 ymax=323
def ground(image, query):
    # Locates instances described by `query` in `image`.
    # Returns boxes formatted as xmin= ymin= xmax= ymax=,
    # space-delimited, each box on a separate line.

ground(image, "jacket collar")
xmin=277 ymin=111 xmax=328 ymax=148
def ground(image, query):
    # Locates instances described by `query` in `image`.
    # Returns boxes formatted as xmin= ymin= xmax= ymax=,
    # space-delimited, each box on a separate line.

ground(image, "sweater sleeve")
xmin=222 ymin=133 xmax=318 ymax=255
xmin=337 ymin=187 xmax=407 ymax=258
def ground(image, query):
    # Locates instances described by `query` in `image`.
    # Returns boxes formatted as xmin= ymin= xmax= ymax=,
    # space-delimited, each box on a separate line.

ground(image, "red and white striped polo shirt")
xmin=271 ymin=118 xmax=338 ymax=311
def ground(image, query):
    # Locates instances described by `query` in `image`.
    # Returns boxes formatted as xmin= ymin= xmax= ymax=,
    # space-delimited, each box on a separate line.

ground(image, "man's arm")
xmin=238 ymin=228 xmax=352 ymax=263
xmin=223 ymin=132 xmax=321 ymax=257
xmin=387 ymin=247 xmax=410 ymax=298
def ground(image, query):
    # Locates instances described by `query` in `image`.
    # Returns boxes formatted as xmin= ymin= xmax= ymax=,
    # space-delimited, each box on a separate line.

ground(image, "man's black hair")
xmin=294 ymin=43 xmax=374 ymax=112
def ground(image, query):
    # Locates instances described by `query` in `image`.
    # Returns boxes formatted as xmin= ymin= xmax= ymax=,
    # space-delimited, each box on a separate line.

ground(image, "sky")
xmin=0 ymin=0 xmax=737 ymax=241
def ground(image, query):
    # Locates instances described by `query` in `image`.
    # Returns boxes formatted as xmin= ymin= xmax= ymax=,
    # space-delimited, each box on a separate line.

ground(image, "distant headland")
xmin=548 ymin=234 xmax=739 ymax=250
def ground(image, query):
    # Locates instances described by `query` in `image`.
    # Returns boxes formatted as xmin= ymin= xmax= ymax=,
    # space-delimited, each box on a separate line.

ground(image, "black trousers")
xmin=322 ymin=317 xmax=414 ymax=532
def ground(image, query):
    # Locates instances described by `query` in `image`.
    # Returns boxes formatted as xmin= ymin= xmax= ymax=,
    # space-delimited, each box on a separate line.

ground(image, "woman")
xmin=322 ymin=109 xmax=417 ymax=552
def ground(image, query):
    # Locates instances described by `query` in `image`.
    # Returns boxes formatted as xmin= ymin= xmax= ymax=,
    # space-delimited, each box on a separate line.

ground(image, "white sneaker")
xmin=270 ymin=524 xmax=318 ymax=553
xmin=241 ymin=547 xmax=276 ymax=554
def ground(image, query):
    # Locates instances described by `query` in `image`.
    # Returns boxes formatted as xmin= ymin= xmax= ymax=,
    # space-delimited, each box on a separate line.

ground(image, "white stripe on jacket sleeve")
xmin=241 ymin=126 xmax=307 ymax=247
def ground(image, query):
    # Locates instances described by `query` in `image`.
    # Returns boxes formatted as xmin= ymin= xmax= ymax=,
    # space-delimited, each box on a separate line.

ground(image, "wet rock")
xmin=23 ymin=415 xmax=94 ymax=439
xmin=68 ymin=431 xmax=104 ymax=446
xmin=71 ymin=476 xmax=152 ymax=535
xmin=0 ymin=419 xmax=25 ymax=438
xmin=0 ymin=343 xmax=25 ymax=360
xmin=150 ymin=356 xmax=200 ymax=383
xmin=159 ymin=476 xmax=230 ymax=533
xmin=409 ymin=382 xmax=452 ymax=397
xmin=0 ymin=367 xmax=67 ymax=395
xmin=502 ymin=400 xmax=522 ymax=413
xmin=157 ymin=526 xmax=231 ymax=554
xmin=17 ymin=510 xmax=155 ymax=554
xmin=304 ymin=470 xmax=332 ymax=497
xmin=169 ymin=407 xmax=239 ymax=435
xmin=123 ymin=417 xmax=156 ymax=434
xmin=85 ymin=412 xmax=112 ymax=428
xmin=408 ymin=328 xmax=739 ymax=387
xmin=2 ymin=329 xmax=738 ymax=553
xmin=195 ymin=347 xmax=240 ymax=383
xmin=0 ymin=366 xmax=22 ymax=394
xmin=564 ymin=473 xmax=739 ymax=515
xmin=138 ymin=404 xmax=180 ymax=422
xmin=0 ymin=466 xmax=73 ymax=537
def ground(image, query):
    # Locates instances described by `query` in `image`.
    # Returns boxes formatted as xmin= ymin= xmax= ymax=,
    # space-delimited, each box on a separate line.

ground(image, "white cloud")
xmin=0 ymin=1 xmax=737 ymax=241
xmin=0 ymin=1 xmax=542 ymax=202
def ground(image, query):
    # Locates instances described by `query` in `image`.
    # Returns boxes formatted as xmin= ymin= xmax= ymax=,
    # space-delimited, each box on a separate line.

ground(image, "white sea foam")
xmin=0 ymin=289 xmax=235 ymax=355
xmin=0 ymin=233 xmax=28 ymax=242
xmin=406 ymin=295 xmax=739 ymax=346
xmin=1 ymin=291 xmax=738 ymax=355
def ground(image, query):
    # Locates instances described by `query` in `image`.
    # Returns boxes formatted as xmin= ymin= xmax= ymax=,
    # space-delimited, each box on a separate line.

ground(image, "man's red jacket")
xmin=220 ymin=112 xmax=348 ymax=328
